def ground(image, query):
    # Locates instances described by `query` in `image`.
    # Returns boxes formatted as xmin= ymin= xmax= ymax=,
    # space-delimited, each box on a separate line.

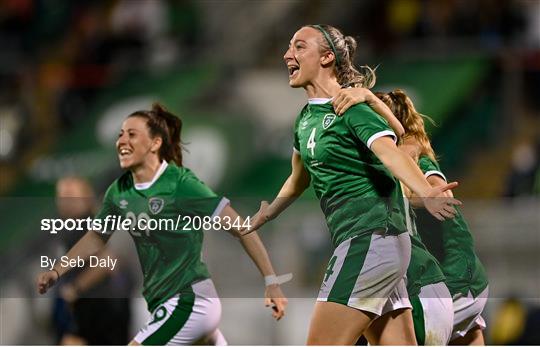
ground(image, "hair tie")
xmin=312 ymin=25 xmax=340 ymax=67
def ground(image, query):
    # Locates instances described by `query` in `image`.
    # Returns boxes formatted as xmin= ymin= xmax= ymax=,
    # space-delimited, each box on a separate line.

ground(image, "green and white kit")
xmin=417 ymin=155 xmax=489 ymax=339
xmin=96 ymin=161 xmax=228 ymax=345
xmin=401 ymin=183 xmax=453 ymax=345
xmin=294 ymin=99 xmax=411 ymax=315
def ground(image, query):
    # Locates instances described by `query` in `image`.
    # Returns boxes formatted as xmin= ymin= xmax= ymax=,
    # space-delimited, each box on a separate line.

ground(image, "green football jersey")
xmin=293 ymin=100 xmax=407 ymax=247
xmin=95 ymin=162 xmax=228 ymax=312
xmin=400 ymin=183 xmax=446 ymax=297
xmin=417 ymin=155 xmax=488 ymax=296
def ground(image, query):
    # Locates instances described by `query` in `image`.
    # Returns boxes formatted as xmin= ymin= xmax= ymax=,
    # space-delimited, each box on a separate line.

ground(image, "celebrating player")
xmin=37 ymin=103 xmax=288 ymax=345
xmin=334 ymin=87 xmax=455 ymax=345
xmin=380 ymin=89 xmax=489 ymax=345
xmin=245 ymin=24 xmax=460 ymax=345
xmin=335 ymin=87 xmax=489 ymax=345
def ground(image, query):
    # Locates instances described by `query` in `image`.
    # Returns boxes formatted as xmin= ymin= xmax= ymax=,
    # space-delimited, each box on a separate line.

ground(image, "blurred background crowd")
xmin=0 ymin=0 xmax=539 ymax=345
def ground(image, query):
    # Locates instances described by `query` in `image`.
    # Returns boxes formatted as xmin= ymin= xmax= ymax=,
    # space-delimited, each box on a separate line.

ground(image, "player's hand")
xmin=242 ymin=201 xmax=270 ymax=236
xmin=422 ymin=182 xmax=462 ymax=221
xmin=264 ymin=284 xmax=288 ymax=321
xmin=36 ymin=270 xmax=59 ymax=295
xmin=332 ymin=88 xmax=371 ymax=115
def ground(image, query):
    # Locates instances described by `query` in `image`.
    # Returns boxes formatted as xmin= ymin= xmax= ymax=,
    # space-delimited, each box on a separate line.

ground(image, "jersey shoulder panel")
xmin=94 ymin=173 xmax=131 ymax=222
xmin=175 ymin=166 xmax=218 ymax=198
xmin=343 ymin=103 xmax=395 ymax=147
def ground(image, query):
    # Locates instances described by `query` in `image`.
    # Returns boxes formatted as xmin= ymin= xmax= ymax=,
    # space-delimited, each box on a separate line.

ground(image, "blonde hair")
xmin=307 ymin=24 xmax=376 ymax=88
xmin=376 ymin=89 xmax=436 ymax=161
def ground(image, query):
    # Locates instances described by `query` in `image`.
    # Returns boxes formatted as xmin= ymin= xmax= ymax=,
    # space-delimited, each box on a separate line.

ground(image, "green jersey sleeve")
xmin=344 ymin=103 xmax=396 ymax=149
xmin=177 ymin=170 xmax=229 ymax=217
xmin=94 ymin=184 xmax=119 ymax=235
xmin=418 ymin=155 xmax=447 ymax=182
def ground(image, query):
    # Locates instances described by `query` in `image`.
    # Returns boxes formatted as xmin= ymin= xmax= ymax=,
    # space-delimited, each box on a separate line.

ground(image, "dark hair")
xmin=127 ymin=103 xmax=183 ymax=166
xmin=307 ymin=24 xmax=375 ymax=88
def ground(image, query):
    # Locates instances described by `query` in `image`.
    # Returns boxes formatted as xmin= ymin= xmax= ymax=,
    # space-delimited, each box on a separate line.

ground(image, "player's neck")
xmin=305 ymin=75 xmax=341 ymax=99
xmin=131 ymin=158 xmax=162 ymax=184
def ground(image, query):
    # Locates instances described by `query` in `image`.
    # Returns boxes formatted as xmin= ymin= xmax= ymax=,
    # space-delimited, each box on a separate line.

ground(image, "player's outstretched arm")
xmin=59 ymin=248 xmax=117 ymax=303
xmin=371 ymin=136 xmax=461 ymax=221
xmin=36 ymin=230 xmax=109 ymax=295
xmin=220 ymin=204 xmax=289 ymax=320
xmin=246 ymin=152 xmax=310 ymax=234
xmin=397 ymin=139 xmax=454 ymax=208
xmin=332 ymin=88 xmax=405 ymax=137
xmin=409 ymin=172 xmax=454 ymax=207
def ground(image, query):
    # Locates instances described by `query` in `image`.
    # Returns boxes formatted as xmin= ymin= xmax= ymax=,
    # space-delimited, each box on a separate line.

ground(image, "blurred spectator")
xmin=490 ymin=297 xmax=540 ymax=345
xmin=0 ymin=75 xmax=29 ymax=161
xmin=503 ymin=141 xmax=539 ymax=197
xmin=490 ymin=297 xmax=527 ymax=344
xmin=53 ymin=176 xmax=133 ymax=345
xmin=110 ymin=0 xmax=168 ymax=42
xmin=56 ymin=3 xmax=114 ymax=129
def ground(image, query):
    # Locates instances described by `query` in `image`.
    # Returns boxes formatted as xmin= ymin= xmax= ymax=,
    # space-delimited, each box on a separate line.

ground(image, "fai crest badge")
xmin=322 ymin=114 xmax=336 ymax=129
xmin=148 ymin=197 xmax=165 ymax=215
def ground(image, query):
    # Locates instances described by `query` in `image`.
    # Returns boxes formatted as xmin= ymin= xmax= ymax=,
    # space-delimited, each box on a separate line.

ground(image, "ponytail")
xmin=127 ymin=103 xmax=183 ymax=166
xmin=308 ymin=24 xmax=376 ymax=88
xmin=378 ymin=89 xmax=436 ymax=161
xmin=151 ymin=103 xmax=183 ymax=166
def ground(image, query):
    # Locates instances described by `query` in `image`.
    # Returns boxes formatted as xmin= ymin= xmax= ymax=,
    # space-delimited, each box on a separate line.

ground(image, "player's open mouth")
xmin=288 ymin=65 xmax=299 ymax=78
xmin=119 ymin=148 xmax=132 ymax=157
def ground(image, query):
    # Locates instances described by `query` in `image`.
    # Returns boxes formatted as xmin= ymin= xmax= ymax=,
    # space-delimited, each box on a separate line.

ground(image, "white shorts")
xmin=416 ymin=282 xmax=454 ymax=345
xmin=451 ymin=286 xmax=489 ymax=340
xmin=317 ymin=231 xmax=412 ymax=316
xmin=133 ymin=279 xmax=226 ymax=345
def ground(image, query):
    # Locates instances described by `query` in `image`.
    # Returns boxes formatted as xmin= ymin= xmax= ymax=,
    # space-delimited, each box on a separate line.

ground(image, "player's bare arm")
xmin=219 ymin=204 xmax=289 ymax=320
xmin=371 ymin=136 xmax=461 ymax=221
xmin=36 ymin=230 xmax=109 ymax=295
xmin=247 ymin=151 xmax=310 ymax=233
xmin=333 ymin=87 xmax=405 ymax=137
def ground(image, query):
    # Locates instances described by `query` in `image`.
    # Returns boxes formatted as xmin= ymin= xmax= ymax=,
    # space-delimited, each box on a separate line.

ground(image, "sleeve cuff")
xmin=367 ymin=130 xmax=397 ymax=149
xmin=211 ymin=197 xmax=230 ymax=218
xmin=424 ymin=170 xmax=447 ymax=182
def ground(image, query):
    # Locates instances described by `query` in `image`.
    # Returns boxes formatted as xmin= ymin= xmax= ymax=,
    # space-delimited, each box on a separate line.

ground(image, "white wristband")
xmin=264 ymin=273 xmax=293 ymax=286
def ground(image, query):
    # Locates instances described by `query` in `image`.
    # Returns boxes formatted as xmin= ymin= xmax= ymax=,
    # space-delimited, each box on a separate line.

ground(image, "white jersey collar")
xmin=134 ymin=160 xmax=168 ymax=190
xmin=308 ymin=98 xmax=333 ymax=105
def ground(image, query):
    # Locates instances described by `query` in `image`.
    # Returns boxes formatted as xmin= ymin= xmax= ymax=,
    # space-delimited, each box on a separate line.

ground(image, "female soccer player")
xmin=37 ymin=103 xmax=288 ymax=345
xmin=335 ymin=88 xmax=489 ymax=345
xmin=382 ymin=90 xmax=489 ymax=345
xmin=334 ymin=88 xmax=455 ymax=345
xmin=246 ymin=24 xmax=461 ymax=345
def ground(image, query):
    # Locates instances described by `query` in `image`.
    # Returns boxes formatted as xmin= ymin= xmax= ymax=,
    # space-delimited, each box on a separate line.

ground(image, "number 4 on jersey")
xmin=307 ymin=128 xmax=316 ymax=156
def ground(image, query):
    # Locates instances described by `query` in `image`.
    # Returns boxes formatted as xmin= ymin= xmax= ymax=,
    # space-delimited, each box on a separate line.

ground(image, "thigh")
xmin=364 ymin=308 xmax=417 ymax=345
xmin=307 ymin=301 xmax=375 ymax=345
